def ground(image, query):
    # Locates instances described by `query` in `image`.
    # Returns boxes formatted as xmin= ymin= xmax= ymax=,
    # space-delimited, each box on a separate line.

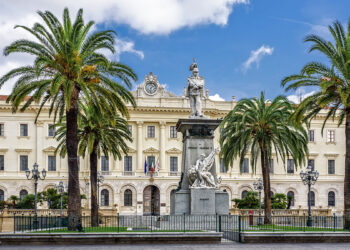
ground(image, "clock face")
xmin=145 ymin=81 xmax=157 ymax=95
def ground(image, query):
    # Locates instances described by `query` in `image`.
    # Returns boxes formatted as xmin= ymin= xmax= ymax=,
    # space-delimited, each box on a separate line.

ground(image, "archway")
xmin=143 ymin=185 xmax=160 ymax=215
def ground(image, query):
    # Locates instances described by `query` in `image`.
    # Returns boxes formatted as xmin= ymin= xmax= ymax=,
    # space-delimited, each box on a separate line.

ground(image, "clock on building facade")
xmin=144 ymin=80 xmax=158 ymax=95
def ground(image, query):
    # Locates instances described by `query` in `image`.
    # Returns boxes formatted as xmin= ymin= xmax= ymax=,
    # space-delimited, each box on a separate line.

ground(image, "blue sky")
xmin=1 ymin=0 xmax=349 ymax=102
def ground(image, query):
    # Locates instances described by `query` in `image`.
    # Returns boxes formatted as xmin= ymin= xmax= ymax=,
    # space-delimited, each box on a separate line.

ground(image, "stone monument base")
xmin=171 ymin=188 xmax=229 ymax=215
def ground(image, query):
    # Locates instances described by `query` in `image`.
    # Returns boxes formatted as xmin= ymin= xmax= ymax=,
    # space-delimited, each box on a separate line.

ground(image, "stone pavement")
xmin=1 ymin=243 xmax=350 ymax=250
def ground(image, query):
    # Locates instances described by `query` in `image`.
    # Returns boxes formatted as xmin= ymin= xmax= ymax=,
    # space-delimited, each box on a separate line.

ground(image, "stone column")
xmin=137 ymin=121 xmax=143 ymax=170
xmin=36 ymin=121 xmax=44 ymax=168
xmin=159 ymin=121 xmax=166 ymax=171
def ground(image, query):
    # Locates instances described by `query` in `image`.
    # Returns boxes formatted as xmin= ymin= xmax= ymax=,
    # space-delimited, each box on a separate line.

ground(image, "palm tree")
xmin=281 ymin=20 xmax=350 ymax=229
xmin=0 ymin=8 xmax=136 ymax=230
xmin=55 ymin=103 xmax=132 ymax=227
xmin=220 ymin=92 xmax=308 ymax=224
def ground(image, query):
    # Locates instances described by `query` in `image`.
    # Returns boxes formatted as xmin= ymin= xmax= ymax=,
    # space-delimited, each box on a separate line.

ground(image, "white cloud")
xmin=0 ymin=0 xmax=249 ymax=94
xmin=242 ymin=45 xmax=274 ymax=73
xmin=209 ymin=93 xmax=225 ymax=101
xmin=114 ymin=39 xmax=144 ymax=60
xmin=287 ymin=89 xmax=315 ymax=104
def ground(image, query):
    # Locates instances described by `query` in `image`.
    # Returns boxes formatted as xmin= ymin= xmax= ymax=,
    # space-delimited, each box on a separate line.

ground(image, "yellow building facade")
xmin=0 ymin=72 xmax=345 ymax=215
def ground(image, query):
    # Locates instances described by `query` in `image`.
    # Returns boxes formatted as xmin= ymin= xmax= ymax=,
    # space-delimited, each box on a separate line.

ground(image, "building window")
xmin=328 ymin=160 xmax=335 ymax=174
xmin=241 ymin=158 xmax=249 ymax=173
xmin=147 ymin=156 xmax=155 ymax=171
xmin=308 ymin=159 xmax=315 ymax=171
xmin=327 ymin=130 xmax=335 ymax=143
xmin=0 ymin=155 xmax=4 ymax=171
xmin=101 ymin=156 xmax=109 ymax=171
xmin=220 ymin=158 xmax=227 ymax=173
xmin=287 ymin=191 xmax=295 ymax=207
xmin=124 ymin=156 xmax=132 ymax=172
xmin=147 ymin=126 xmax=155 ymax=138
xmin=20 ymin=155 xmax=28 ymax=171
xmin=287 ymin=159 xmax=294 ymax=174
xmin=48 ymin=155 xmax=56 ymax=171
xmin=20 ymin=124 xmax=28 ymax=136
xmin=269 ymin=159 xmax=274 ymax=174
xmin=0 ymin=189 xmax=4 ymax=201
xmin=101 ymin=189 xmax=109 ymax=206
xmin=124 ymin=189 xmax=132 ymax=206
xmin=0 ymin=124 xmax=4 ymax=136
xmin=241 ymin=190 xmax=248 ymax=199
xmin=20 ymin=189 xmax=28 ymax=201
xmin=170 ymin=156 xmax=178 ymax=172
xmin=308 ymin=130 xmax=314 ymax=142
xmin=310 ymin=191 xmax=315 ymax=206
xmin=170 ymin=126 xmax=177 ymax=138
xmin=48 ymin=124 xmax=55 ymax=137
xmin=128 ymin=125 xmax=132 ymax=135
xmin=270 ymin=191 xmax=274 ymax=197
xmin=328 ymin=191 xmax=335 ymax=207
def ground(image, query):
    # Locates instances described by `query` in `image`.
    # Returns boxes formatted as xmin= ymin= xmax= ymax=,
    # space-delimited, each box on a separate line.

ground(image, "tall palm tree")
xmin=55 ymin=103 xmax=132 ymax=227
xmin=281 ymin=20 xmax=350 ymax=229
xmin=220 ymin=92 xmax=308 ymax=224
xmin=0 ymin=8 xmax=136 ymax=230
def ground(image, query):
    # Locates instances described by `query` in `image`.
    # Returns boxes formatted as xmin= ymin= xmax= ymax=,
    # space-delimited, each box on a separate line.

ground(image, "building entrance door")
xmin=143 ymin=185 xmax=160 ymax=215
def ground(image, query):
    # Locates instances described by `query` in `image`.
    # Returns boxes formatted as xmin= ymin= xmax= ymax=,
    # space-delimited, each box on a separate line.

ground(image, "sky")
xmin=0 ymin=0 xmax=349 ymax=102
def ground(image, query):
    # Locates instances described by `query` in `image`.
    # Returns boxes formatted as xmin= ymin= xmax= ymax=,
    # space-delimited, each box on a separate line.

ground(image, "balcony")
xmin=122 ymin=171 xmax=135 ymax=176
xmin=169 ymin=172 xmax=180 ymax=176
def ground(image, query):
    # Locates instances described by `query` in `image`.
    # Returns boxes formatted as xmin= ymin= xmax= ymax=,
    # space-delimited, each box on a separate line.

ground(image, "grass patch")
xmin=32 ymin=227 xmax=202 ymax=233
xmin=248 ymin=224 xmax=349 ymax=232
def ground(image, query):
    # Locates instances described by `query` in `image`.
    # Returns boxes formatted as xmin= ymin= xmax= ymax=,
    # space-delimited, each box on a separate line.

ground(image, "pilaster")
xmin=159 ymin=121 xmax=166 ymax=171
xmin=137 ymin=121 xmax=143 ymax=170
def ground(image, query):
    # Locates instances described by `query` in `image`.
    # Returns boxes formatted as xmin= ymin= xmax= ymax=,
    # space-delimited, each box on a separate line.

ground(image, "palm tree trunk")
xmin=261 ymin=146 xmax=272 ymax=224
xmin=66 ymin=90 xmax=81 ymax=231
xmin=344 ymin=111 xmax=350 ymax=229
xmin=90 ymin=146 xmax=98 ymax=227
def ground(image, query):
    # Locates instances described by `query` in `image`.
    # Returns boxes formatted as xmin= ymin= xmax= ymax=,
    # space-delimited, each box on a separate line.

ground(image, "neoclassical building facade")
xmin=0 ymin=72 xmax=345 ymax=215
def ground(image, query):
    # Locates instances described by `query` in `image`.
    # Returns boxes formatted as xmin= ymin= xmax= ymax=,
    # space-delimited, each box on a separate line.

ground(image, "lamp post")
xmin=54 ymin=181 xmax=65 ymax=217
xmin=253 ymin=178 xmax=264 ymax=225
xmin=97 ymin=171 xmax=104 ymax=207
xmin=300 ymin=165 xmax=319 ymax=227
xmin=25 ymin=163 xmax=46 ymax=228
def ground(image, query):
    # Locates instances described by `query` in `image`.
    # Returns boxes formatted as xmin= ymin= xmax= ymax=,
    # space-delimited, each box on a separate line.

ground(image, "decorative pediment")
xmin=308 ymin=152 xmax=319 ymax=157
xmin=324 ymin=153 xmax=339 ymax=158
xmin=15 ymin=148 xmax=32 ymax=153
xmin=143 ymin=147 xmax=159 ymax=153
xmin=43 ymin=146 xmax=56 ymax=153
xmin=127 ymin=147 xmax=136 ymax=153
xmin=0 ymin=148 xmax=8 ymax=153
xmin=166 ymin=147 xmax=182 ymax=154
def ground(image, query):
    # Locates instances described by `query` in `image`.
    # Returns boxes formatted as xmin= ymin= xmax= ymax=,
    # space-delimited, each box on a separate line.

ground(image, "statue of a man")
xmin=188 ymin=148 xmax=219 ymax=188
xmin=187 ymin=58 xmax=205 ymax=118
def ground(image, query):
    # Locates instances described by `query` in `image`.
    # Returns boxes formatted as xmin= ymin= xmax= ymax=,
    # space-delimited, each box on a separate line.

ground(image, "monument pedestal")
xmin=171 ymin=118 xmax=229 ymax=215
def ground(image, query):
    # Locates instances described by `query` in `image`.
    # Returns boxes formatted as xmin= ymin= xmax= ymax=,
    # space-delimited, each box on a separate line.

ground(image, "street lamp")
xmin=300 ymin=165 xmax=319 ymax=227
xmin=97 ymin=171 xmax=104 ymax=207
xmin=253 ymin=178 xmax=264 ymax=225
xmin=26 ymin=162 xmax=46 ymax=228
xmin=54 ymin=181 xmax=65 ymax=217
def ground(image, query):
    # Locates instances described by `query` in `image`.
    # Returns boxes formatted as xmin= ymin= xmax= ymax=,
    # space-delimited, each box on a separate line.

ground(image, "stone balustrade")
xmin=229 ymin=208 xmax=333 ymax=216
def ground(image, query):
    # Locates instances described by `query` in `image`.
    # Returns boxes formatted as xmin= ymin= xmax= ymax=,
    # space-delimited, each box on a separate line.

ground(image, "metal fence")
xmin=13 ymin=214 xmax=349 ymax=242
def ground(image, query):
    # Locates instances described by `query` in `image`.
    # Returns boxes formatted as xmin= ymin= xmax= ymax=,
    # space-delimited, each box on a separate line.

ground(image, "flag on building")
xmin=156 ymin=159 xmax=160 ymax=174
xmin=151 ymin=159 xmax=155 ymax=173
xmin=144 ymin=158 xmax=147 ymax=175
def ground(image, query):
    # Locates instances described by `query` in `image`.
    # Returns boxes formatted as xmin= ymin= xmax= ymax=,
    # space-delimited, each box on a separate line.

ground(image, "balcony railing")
xmin=169 ymin=171 xmax=180 ymax=176
xmin=101 ymin=171 xmax=111 ymax=175
xmin=122 ymin=171 xmax=135 ymax=176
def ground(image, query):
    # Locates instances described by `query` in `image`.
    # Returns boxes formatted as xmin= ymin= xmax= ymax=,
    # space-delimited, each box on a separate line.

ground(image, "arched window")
xmin=241 ymin=190 xmax=248 ymax=199
xmin=287 ymin=191 xmax=295 ymax=207
xmin=328 ymin=191 xmax=335 ymax=207
xmin=310 ymin=191 xmax=315 ymax=207
xmin=101 ymin=189 xmax=109 ymax=206
xmin=0 ymin=189 xmax=4 ymax=201
xmin=19 ymin=189 xmax=28 ymax=201
xmin=124 ymin=189 xmax=132 ymax=206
